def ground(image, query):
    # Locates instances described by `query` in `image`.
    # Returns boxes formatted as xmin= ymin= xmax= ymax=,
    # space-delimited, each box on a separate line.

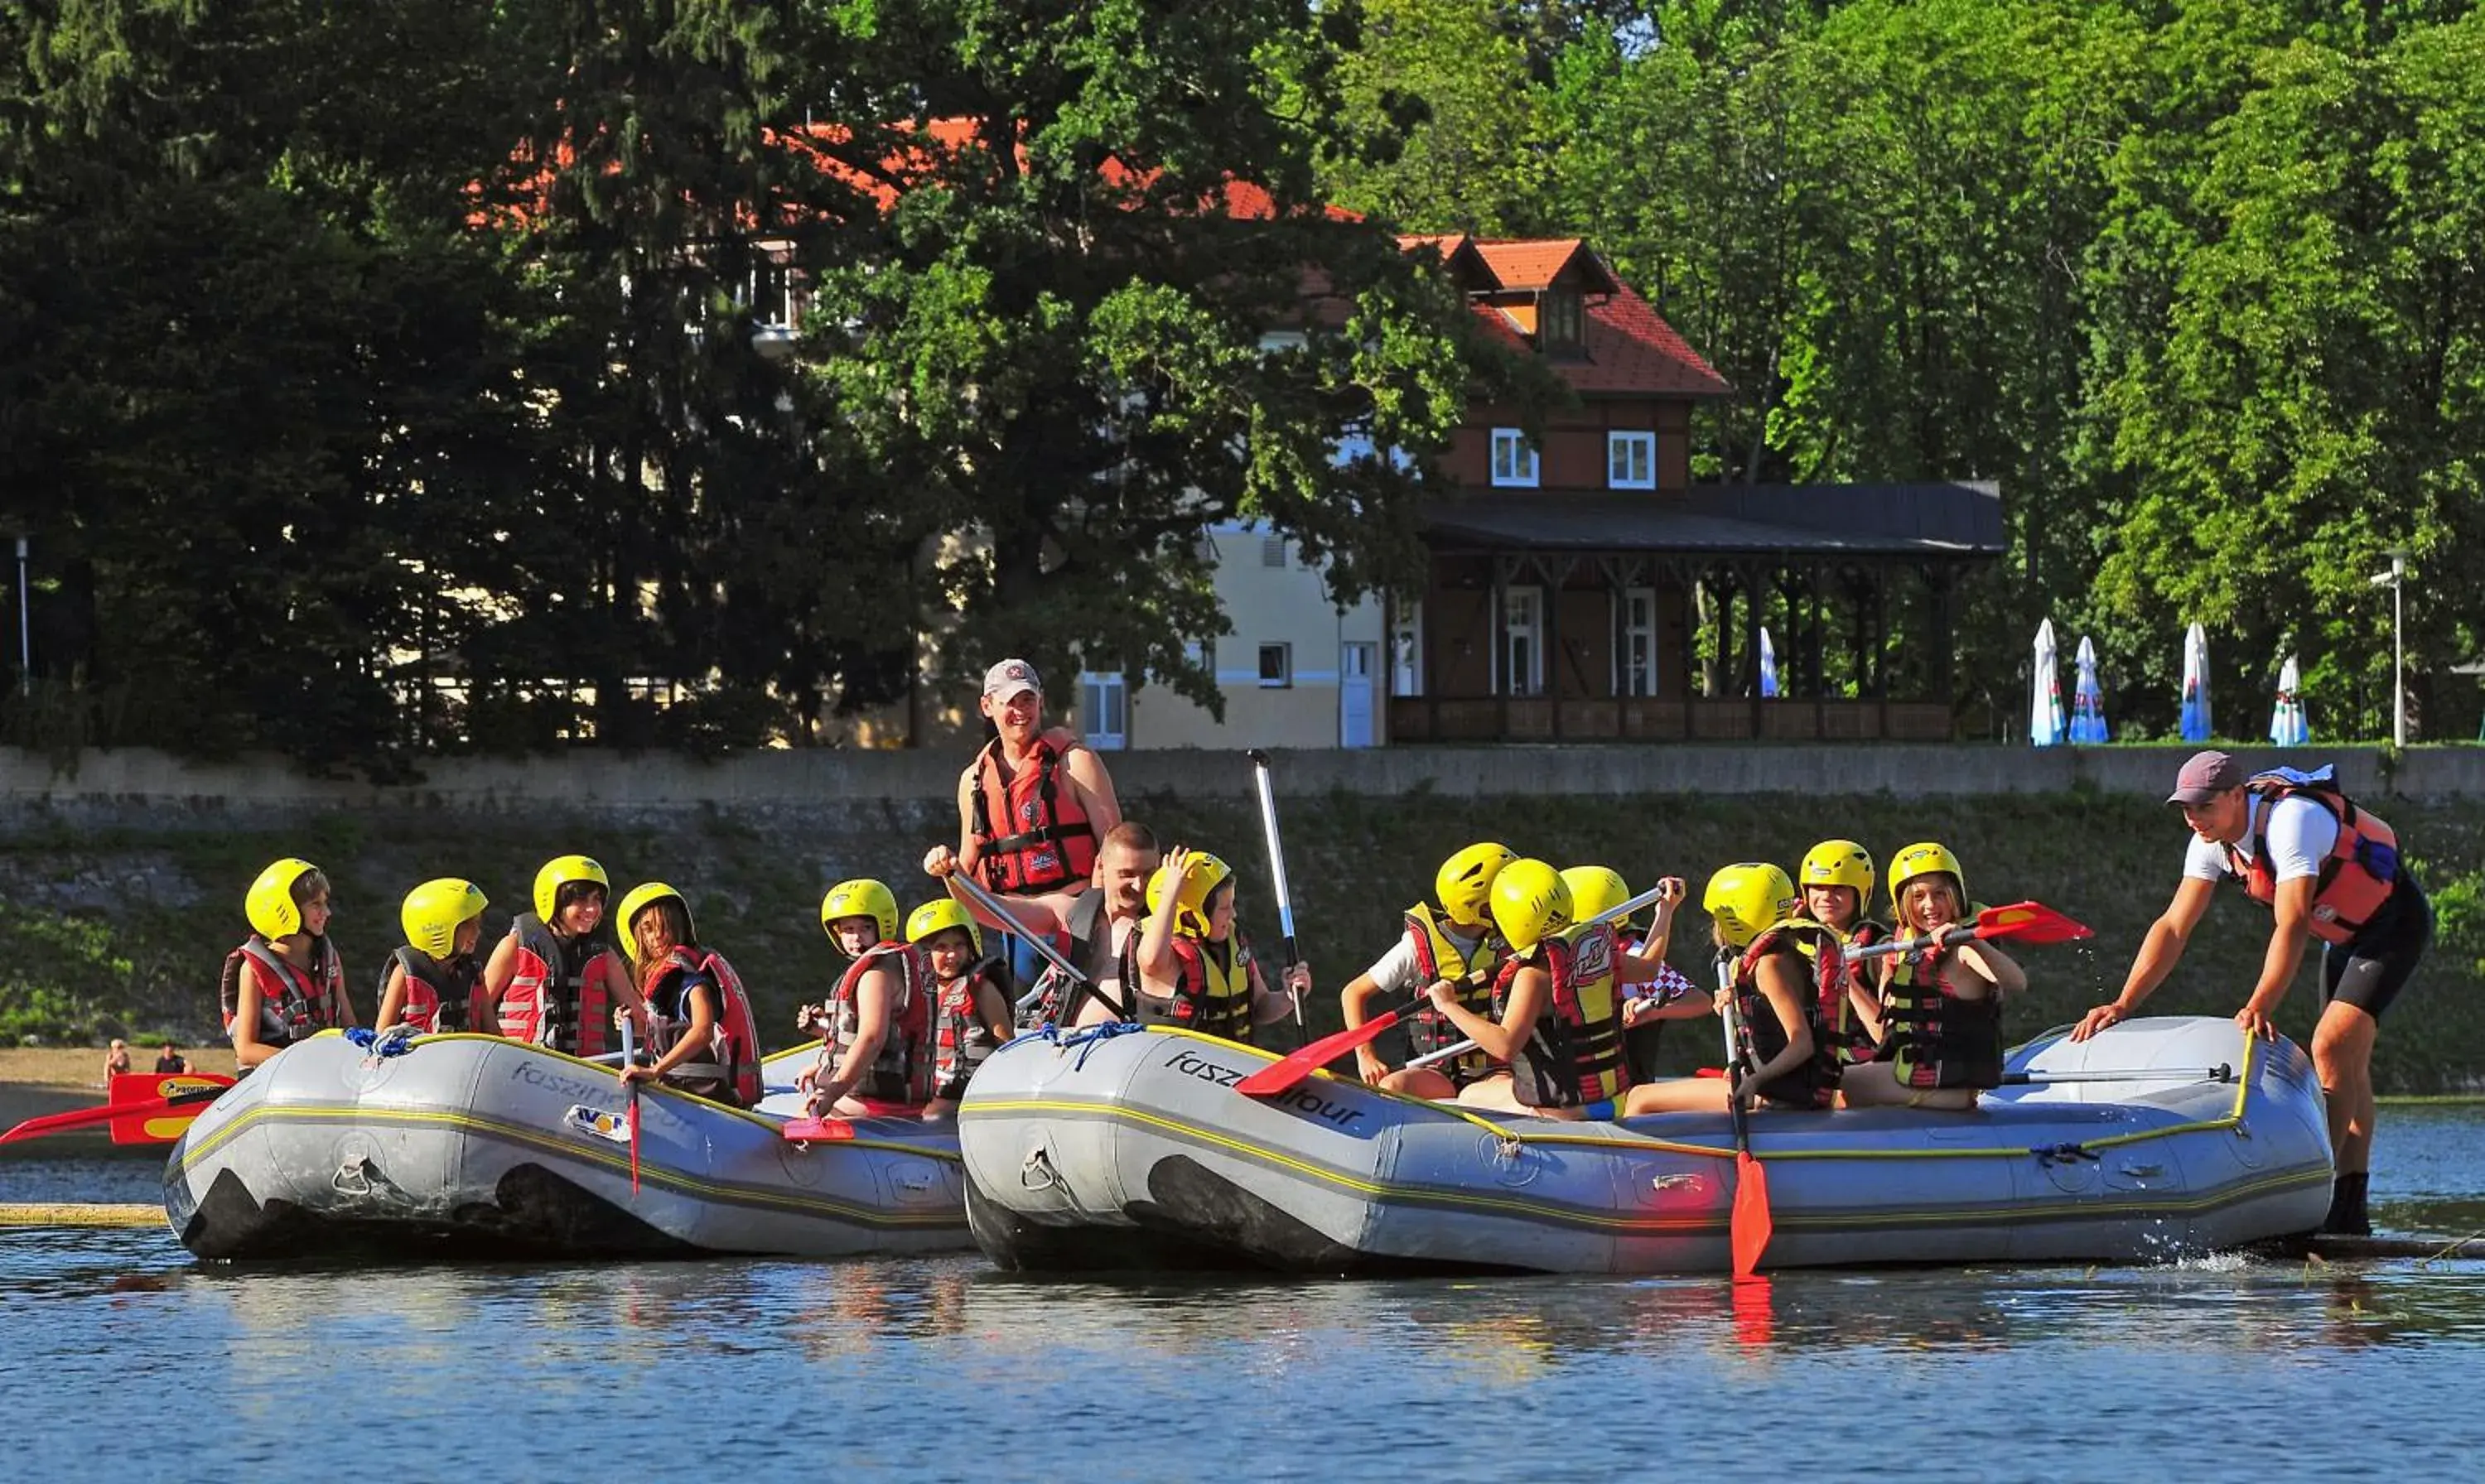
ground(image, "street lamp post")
xmin=12 ymin=536 xmax=26 ymax=697
xmin=2367 ymin=548 xmax=2410 ymax=746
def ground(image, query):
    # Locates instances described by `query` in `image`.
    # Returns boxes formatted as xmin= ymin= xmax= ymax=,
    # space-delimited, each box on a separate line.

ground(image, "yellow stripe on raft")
xmin=0 ymin=1203 xmax=162 ymax=1229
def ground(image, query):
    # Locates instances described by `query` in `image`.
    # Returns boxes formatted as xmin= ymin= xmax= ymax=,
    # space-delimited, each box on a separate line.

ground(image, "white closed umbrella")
xmin=2180 ymin=622 xmax=2212 ymax=742
xmin=2030 ymin=619 xmax=2065 ymax=746
xmin=2270 ymin=653 xmax=2310 ymax=745
xmin=1759 ymin=626 xmax=1779 ymax=698
xmin=2071 ymin=634 xmax=2108 ymax=743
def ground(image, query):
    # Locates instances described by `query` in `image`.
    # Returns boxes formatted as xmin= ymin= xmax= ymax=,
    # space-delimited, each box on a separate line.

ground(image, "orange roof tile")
xmin=1450 ymin=239 xmax=1730 ymax=398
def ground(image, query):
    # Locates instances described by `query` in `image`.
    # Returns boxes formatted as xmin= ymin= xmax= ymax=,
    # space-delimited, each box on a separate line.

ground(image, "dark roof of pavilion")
xmin=1421 ymin=481 xmax=2005 ymax=559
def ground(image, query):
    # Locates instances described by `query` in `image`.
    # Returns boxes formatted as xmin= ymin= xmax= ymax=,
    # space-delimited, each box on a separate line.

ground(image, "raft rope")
xmin=1022 ymin=1018 xmax=1148 ymax=1072
xmin=345 ymin=1025 xmax=418 ymax=1060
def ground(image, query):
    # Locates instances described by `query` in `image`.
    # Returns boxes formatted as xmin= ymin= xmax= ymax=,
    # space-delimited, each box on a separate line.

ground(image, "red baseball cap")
xmin=2166 ymin=749 xmax=2245 ymax=805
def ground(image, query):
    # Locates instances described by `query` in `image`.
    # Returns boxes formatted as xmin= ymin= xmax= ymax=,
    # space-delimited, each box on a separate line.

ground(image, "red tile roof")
xmin=1448 ymin=239 xmax=1730 ymax=398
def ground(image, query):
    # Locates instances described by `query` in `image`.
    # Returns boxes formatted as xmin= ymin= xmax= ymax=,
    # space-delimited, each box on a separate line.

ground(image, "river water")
xmin=8 ymin=1108 xmax=2485 ymax=1482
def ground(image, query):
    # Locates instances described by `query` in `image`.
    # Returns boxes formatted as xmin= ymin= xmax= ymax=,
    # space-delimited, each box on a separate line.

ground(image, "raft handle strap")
xmin=2029 ymin=1141 xmax=2099 ymax=1168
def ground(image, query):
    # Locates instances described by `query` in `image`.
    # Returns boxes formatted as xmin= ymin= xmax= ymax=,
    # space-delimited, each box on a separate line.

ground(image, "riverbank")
xmin=2 ymin=788 xmax=2480 ymax=1088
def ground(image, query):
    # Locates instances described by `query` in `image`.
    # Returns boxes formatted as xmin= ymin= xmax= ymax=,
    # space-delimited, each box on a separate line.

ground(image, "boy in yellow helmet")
xmin=374 ymin=879 xmax=490 ymax=1035
xmin=484 ymin=855 xmax=648 ymax=1056
xmin=908 ymin=899 xmax=1015 ymax=1118
xmin=1127 ymin=846 xmax=1308 ymax=1043
xmin=1334 ymin=841 xmax=1515 ymax=1096
xmin=803 ymin=879 xmax=933 ymax=1113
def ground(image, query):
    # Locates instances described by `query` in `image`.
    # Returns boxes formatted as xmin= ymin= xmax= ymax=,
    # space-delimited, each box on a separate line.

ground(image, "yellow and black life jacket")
xmin=1400 ymin=903 xmax=1503 ymax=1080
xmin=1507 ymin=922 xmax=1629 ymax=1111
xmin=1874 ymin=943 xmax=2004 ymax=1091
xmin=1127 ymin=932 xmax=1256 ymax=1043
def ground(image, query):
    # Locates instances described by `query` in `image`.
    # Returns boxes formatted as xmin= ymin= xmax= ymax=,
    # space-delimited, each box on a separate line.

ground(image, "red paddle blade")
xmin=1972 ymin=900 xmax=2092 ymax=945
xmin=1238 ymin=1011 xmax=1401 ymax=1097
xmin=1730 ymin=1149 xmax=1773 ymax=1279
xmin=108 ymin=1073 xmax=232 ymax=1145
xmin=779 ymin=1116 xmax=856 ymax=1142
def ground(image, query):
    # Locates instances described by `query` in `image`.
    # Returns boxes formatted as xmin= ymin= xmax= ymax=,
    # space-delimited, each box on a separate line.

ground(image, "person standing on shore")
xmin=2072 ymin=751 xmax=2433 ymax=1235
xmin=103 ymin=1039 xmax=130 ymax=1079
xmin=153 ymin=1043 xmax=190 ymax=1075
xmin=956 ymin=658 xmax=1123 ymax=987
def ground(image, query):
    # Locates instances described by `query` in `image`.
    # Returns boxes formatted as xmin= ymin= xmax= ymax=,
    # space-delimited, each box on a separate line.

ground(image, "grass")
xmin=6 ymin=788 xmax=2483 ymax=1091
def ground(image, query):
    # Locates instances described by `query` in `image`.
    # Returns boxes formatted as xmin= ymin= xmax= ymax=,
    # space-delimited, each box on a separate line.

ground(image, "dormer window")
xmin=1539 ymin=290 xmax=1583 ymax=353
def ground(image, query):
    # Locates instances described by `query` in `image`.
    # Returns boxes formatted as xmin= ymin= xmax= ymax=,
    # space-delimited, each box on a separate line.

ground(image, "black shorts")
xmin=2322 ymin=876 xmax=2432 ymax=1020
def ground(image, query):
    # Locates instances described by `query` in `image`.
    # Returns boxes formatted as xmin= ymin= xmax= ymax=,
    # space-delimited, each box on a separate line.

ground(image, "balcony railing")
xmin=1387 ymin=696 xmax=1954 ymax=744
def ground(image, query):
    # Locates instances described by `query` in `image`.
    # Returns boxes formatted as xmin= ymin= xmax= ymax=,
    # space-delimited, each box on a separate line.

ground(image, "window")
xmin=1490 ymin=428 xmax=1538 ymax=488
xmin=1258 ymin=643 xmax=1292 ymax=688
xmin=1618 ymin=586 xmax=1657 ymax=696
xmin=1262 ymin=534 xmax=1287 ymax=568
xmin=1500 ymin=586 xmax=1543 ymax=696
xmin=1391 ymin=600 xmax=1424 ymax=697
xmin=1540 ymin=291 xmax=1584 ymax=351
xmin=1608 ymin=431 xmax=1656 ymax=490
xmin=1182 ymin=638 xmax=1217 ymax=676
xmin=1078 ymin=672 xmax=1127 ymax=750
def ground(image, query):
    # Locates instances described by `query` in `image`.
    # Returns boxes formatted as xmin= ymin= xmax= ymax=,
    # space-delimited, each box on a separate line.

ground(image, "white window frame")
xmin=1391 ymin=600 xmax=1424 ymax=698
xmin=1257 ymin=643 xmax=1293 ymax=689
xmin=1615 ymin=585 xmax=1658 ymax=697
xmin=1608 ymin=431 xmax=1656 ymax=490
xmin=1078 ymin=671 xmax=1128 ymax=751
xmin=1490 ymin=428 xmax=1539 ymax=489
xmin=1498 ymin=585 xmax=1544 ymax=696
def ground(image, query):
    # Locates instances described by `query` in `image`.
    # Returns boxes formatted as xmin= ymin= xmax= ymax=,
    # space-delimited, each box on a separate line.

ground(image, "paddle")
xmin=947 ymin=870 xmax=1091 ymax=1015
xmin=1717 ymin=954 xmax=1773 ymax=1279
xmin=1237 ymin=882 xmax=1671 ymax=1098
xmin=620 ymin=1016 xmax=642 ymax=1197
xmin=0 ymin=1087 xmax=223 ymax=1147
xmin=2003 ymin=1064 xmax=2232 ymax=1086
xmin=1846 ymin=901 xmax=2090 ymax=962
xmin=1245 ymin=749 xmax=1305 ymax=1033
xmin=107 ymin=1072 xmax=234 ymax=1145
xmin=779 ymin=1115 xmax=859 ymax=1142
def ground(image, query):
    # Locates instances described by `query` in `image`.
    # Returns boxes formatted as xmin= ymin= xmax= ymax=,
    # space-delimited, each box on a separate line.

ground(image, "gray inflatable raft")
xmin=958 ymin=1016 xmax=2332 ymax=1274
xmin=167 ymin=1032 xmax=967 ymax=1260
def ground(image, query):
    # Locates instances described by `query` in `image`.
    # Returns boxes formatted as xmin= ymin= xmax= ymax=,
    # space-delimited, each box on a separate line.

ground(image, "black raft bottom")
xmin=967 ymin=1154 xmax=1524 ymax=1279
xmin=173 ymin=1164 xmax=701 ymax=1263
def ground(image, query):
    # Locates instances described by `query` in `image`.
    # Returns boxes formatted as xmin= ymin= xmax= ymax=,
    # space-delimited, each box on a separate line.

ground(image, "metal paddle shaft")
xmin=1238 ymin=882 xmax=1674 ymax=1097
xmin=948 ymin=871 xmax=1089 ymax=985
xmin=2003 ymin=1064 xmax=2233 ymax=1086
xmin=1245 ymin=749 xmax=1303 ymax=1028
xmin=1717 ymin=954 xmax=1773 ymax=1279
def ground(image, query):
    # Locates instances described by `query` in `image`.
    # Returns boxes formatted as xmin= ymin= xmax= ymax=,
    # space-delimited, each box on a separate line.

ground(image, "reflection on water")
xmin=12 ymin=1111 xmax=2485 ymax=1481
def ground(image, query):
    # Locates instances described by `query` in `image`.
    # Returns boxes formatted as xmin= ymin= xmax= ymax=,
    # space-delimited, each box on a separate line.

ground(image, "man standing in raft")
xmin=2073 ymin=750 xmax=2433 ymax=1236
xmin=957 ymin=658 xmax=1124 ymax=989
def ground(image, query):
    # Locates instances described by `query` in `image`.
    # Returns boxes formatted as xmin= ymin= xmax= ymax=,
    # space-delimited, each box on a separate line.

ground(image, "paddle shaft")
xmin=948 ymin=871 xmax=1090 ymax=986
xmin=1245 ymin=749 xmax=1304 ymax=1029
xmin=1717 ymin=958 xmax=1753 ymax=1150
xmin=2004 ymin=1064 xmax=2233 ymax=1085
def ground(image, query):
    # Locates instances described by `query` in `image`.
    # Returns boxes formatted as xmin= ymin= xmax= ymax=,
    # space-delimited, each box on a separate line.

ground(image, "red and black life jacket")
xmin=1126 ymin=932 xmax=1256 ymax=1044
xmin=375 ymin=946 xmax=484 ymax=1034
xmin=220 ymin=935 xmax=346 ymax=1051
xmin=1734 ymin=922 xmax=1847 ymax=1111
xmin=1401 ymin=904 xmax=1503 ymax=1079
xmin=1505 ymin=923 xmax=1629 ymax=1111
xmin=495 ymin=913 xmax=620 ymax=1058
xmin=644 ymin=946 xmax=763 ymax=1106
xmin=2220 ymin=773 xmax=2402 ymax=947
xmin=1873 ymin=943 xmax=2003 ymax=1091
xmin=932 ymin=966 xmax=1010 ymax=1096
xmin=970 ymin=734 xmax=1098 ymax=896
xmin=832 ymin=942 xmax=934 ymax=1105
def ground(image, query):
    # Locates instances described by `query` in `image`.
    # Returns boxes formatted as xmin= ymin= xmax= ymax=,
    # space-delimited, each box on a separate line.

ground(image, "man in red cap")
xmin=948 ymin=658 xmax=1123 ymax=986
xmin=2072 ymin=749 xmax=2431 ymax=1234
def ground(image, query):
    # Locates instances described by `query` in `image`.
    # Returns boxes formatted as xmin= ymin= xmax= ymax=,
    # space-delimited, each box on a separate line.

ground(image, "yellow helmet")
xmin=1146 ymin=853 xmax=1234 ymax=938
xmin=245 ymin=858 xmax=322 ymax=941
xmin=1799 ymin=840 xmax=1875 ymax=902
xmin=615 ymin=881 xmax=693 ymax=967
xmin=906 ymin=898 xmax=982 ymax=955
xmin=401 ymin=878 xmax=489 ymax=960
xmin=1489 ymin=858 xmax=1572 ymax=952
xmin=1435 ymin=842 xmax=1518 ymax=924
xmin=821 ymin=879 xmax=898 ymax=945
xmin=1888 ymin=842 xmax=1968 ymax=912
xmin=532 ymin=855 xmax=610 ymax=922
xmin=1557 ymin=865 xmax=1633 ymax=928
xmin=1704 ymin=863 xmax=1799 ymax=950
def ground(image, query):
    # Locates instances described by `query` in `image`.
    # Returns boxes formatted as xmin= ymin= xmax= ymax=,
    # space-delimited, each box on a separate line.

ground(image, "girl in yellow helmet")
xmin=1434 ymin=860 xmax=1687 ymax=1120
xmin=220 ymin=859 xmax=355 ymax=1071
xmin=1797 ymin=839 xmax=1894 ymax=1059
xmin=1624 ymin=863 xmax=1846 ymax=1117
xmin=1129 ymin=846 xmax=1308 ymax=1043
xmin=482 ymin=855 xmax=648 ymax=1055
xmin=909 ymin=899 xmax=1015 ymax=1118
xmin=1842 ymin=843 xmax=2025 ymax=1111
xmin=374 ymin=879 xmax=490 ymax=1035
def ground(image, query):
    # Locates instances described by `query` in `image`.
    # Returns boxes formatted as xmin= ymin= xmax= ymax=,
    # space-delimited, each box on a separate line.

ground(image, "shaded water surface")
xmin=8 ymin=1112 xmax=2485 ymax=1482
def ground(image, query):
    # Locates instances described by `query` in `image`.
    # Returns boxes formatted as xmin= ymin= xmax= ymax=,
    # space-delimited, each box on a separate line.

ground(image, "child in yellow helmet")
xmin=1841 ymin=843 xmax=2024 ymax=1111
xmin=1797 ymin=839 xmax=1894 ymax=1059
xmin=1624 ymin=863 xmax=1846 ymax=1117
xmin=1128 ymin=846 xmax=1309 ymax=1043
xmin=220 ymin=858 xmax=355 ymax=1070
xmin=374 ymin=879 xmax=490 ymax=1035
xmin=482 ymin=855 xmax=649 ymax=1056
xmin=803 ymin=879 xmax=933 ymax=1114
xmin=909 ymin=899 xmax=1014 ymax=1118
xmin=1334 ymin=841 xmax=1515 ymax=1096
xmin=1434 ymin=860 xmax=1687 ymax=1120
